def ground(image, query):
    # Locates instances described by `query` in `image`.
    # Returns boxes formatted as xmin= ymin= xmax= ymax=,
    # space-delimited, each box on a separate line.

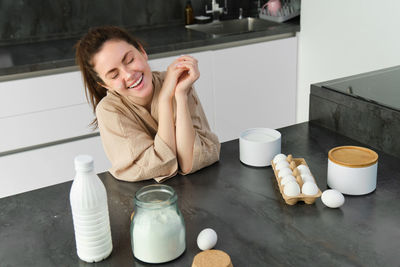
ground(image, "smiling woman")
xmin=75 ymin=26 xmax=220 ymax=182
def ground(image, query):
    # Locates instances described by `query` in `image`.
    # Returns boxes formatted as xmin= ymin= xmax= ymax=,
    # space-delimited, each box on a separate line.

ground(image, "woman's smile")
xmin=127 ymin=73 xmax=144 ymax=90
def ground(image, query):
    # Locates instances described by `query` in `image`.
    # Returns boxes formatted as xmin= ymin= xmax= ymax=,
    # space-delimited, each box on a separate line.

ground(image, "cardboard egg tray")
xmin=271 ymin=154 xmax=322 ymax=205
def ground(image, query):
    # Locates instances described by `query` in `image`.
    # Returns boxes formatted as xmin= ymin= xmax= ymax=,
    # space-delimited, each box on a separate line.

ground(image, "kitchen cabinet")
xmin=213 ymin=37 xmax=297 ymax=142
xmin=0 ymin=136 xmax=110 ymax=198
xmin=149 ymin=36 xmax=298 ymax=142
xmin=0 ymin=71 xmax=94 ymax=152
xmin=0 ymin=36 xmax=297 ymax=197
xmin=0 ymin=71 xmax=110 ymax=198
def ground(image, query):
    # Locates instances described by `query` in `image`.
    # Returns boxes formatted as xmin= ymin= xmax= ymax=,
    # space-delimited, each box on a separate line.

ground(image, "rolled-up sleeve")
xmin=181 ymin=88 xmax=221 ymax=175
xmin=96 ymin=102 xmax=178 ymax=182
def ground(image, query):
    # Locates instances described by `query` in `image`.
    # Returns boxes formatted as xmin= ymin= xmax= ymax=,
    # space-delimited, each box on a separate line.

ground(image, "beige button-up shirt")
xmin=96 ymin=71 xmax=220 ymax=182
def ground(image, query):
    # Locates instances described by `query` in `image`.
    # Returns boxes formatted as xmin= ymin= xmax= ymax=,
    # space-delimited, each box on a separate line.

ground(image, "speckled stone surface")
xmin=310 ymin=83 xmax=400 ymax=158
xmin=1 ymin=122 xmax=399 ymax=266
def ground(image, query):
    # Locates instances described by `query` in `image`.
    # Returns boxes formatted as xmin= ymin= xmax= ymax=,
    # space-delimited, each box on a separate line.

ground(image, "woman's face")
xmin=93 ymin=39 xmax=153 ymax=105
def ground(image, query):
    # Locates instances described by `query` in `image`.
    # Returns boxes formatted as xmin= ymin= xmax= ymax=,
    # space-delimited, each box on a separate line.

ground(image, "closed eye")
xmin=126 ymin=55 xmax=134 ymax=64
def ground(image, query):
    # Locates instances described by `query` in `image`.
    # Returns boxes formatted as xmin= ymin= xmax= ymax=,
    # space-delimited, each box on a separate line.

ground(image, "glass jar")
xmin=130 ymin=184 xmax=186 ymax=264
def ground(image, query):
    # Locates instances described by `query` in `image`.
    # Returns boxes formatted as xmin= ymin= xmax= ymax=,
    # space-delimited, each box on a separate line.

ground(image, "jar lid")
xmin=192 ymin=250 xmax=233 ymax=267
xmin=328 ymin=146 xmax=378 ymax=167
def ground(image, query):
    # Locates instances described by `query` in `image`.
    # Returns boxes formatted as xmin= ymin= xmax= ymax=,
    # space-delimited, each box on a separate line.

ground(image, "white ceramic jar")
xmin=239 ymin=128 xmax=281 ymax=167
xmin=327 ymin=146 xmax=378 ymax=195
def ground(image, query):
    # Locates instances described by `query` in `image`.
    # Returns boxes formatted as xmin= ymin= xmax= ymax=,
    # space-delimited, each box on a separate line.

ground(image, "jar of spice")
xmin=130 ymin=184 xmax=186 ymax=263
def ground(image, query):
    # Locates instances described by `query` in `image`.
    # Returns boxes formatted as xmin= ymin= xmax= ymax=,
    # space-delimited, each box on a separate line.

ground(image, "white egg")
xmin=283 ymin=181 xmax=300 ymax=196
xmin=280 ymin=175 xmax=296 ymax=186
xmin=297 ymin=164 xmax=311 ymax=175
xmin=273 ymin=154 xmax=287 ymax=164
xmin=301 ymin=182 xmax=319 ymax=195
xmin=197 ymin=228 xmax=218 ymax=251
xmin=275 ymin=160 xmax=290 ymax=171
xmin=278 ymin=167 xmax=292 ymax=178
xmin=321 ymin=189 xmax=345 ymax=208
xmin=301 ymin=174 xmax=315 ymax=183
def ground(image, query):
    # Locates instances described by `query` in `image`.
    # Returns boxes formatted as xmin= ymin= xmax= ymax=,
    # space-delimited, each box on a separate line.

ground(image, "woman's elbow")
xmin=179 ymin=159 xmax=193 ymax=174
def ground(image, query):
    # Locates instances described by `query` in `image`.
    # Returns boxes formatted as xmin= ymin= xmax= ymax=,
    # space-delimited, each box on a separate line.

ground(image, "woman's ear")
xmin=97 ymin=81 xmax=111 ymax=91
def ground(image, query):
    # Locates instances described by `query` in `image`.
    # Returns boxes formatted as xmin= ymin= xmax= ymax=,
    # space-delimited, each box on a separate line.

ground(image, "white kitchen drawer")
xmin=0 ymin=71 xmax=86 ymax=118
xmin=0 ymin=136 xmax=111 ymax=198
xmin=0 ymin=103 xmax=96 ymax=153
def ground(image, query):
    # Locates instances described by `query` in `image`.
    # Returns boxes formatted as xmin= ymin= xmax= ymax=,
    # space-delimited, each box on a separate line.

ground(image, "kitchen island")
xmin=1 ymin=122 xmax=399 ymax=266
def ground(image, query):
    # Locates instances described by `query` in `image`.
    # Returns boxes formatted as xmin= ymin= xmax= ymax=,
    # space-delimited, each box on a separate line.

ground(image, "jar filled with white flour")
xmin=130 ymin=184 xmax=185 ymax=263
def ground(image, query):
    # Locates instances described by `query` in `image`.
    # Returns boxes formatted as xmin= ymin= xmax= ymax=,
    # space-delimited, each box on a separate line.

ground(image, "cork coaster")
xmin=192 ymin=250 xmax=233 ymax=267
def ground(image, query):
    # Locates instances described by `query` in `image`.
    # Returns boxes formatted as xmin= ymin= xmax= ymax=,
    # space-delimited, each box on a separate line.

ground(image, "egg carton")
xmin=271 ymin=155 xmax=322 ymax=205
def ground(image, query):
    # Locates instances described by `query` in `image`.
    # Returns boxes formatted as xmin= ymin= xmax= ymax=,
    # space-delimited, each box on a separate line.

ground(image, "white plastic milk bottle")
xmin=70 ymin=155 xmax=113 ymax=262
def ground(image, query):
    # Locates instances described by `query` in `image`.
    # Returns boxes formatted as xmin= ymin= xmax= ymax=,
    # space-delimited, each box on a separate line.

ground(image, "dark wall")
xmin=0 ymin=0 xmax=261 ymax=45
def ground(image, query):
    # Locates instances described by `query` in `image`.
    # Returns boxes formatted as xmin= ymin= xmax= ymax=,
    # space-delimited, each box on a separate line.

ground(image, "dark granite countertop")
xmin=1 ymin=122 xmax=399 ymax=266
xmin=309 ymin=66 xmax=400 ymax=158
xmin=0 ymin=19 xmax=299 ymax=80
xmin=316 ymin=65 xmax=400 ymax=112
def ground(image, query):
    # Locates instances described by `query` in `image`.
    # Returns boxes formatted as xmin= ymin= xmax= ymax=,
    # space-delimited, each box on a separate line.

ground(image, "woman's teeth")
xmin=128 ymin=74 xmax=143 ymax=89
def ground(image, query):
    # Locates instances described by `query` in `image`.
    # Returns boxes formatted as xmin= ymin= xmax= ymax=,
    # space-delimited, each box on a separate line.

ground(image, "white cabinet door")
xmin=149 ymin=51 xmax=216 ymax=131
xmin=0 ymin=71 xmax=85 ymax=117
xmin=0 ymin=71 xmax=96 ymax=153
xmin=212 ymin=37 xmax=297 ymax=142
xmin=0 ymin=136 xmax=110 ymax=199
xmin=0 ymin=103 xmax=95 ymax=152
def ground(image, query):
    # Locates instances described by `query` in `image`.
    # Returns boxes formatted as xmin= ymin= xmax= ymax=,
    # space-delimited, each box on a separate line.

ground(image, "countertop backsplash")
xmin=0 ymin=0 xmax=261 ymax=46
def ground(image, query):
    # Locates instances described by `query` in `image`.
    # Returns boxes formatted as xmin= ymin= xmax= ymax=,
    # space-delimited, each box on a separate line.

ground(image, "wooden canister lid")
xmin=328 ymin=146 xmax=378 ymax=168
xmin=192 ymin=250 xmax=233 ymax=267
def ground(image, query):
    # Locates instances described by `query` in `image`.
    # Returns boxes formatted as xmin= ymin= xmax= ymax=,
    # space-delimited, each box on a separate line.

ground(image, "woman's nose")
xmin=121 ymin=67 xmax=133 ymax=81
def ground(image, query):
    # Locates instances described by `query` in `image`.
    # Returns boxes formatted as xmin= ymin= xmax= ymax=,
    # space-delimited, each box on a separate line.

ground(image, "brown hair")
xmin=75 ymin=26 xmax=143 ymax=128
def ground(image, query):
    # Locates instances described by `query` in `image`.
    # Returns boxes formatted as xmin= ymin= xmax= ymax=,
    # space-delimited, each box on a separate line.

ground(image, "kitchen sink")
xmin=185 ymin=17 xmax=280 ymax=37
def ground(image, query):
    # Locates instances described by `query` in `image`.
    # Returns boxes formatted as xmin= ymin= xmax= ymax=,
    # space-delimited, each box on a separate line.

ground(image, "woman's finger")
xmin=177 ymin=55 xmax=198 ymax=64
xmin=176 ymin=61 xmax=199 ymax=77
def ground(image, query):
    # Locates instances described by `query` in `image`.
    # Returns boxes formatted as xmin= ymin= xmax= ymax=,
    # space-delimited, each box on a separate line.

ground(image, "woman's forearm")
xmin=175 ymin=94 xmax=195 ymax=173
xmin=157 ymin=97 xmax=176 ymax=154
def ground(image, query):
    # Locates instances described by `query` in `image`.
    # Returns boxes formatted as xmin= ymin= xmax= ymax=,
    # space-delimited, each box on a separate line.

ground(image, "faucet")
xmin=205 ymin=0 xmax=226 ymax=21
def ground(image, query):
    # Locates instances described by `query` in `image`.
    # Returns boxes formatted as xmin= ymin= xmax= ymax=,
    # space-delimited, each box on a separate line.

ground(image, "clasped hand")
xmin=160 ymin=55 xmax=200 ymax=101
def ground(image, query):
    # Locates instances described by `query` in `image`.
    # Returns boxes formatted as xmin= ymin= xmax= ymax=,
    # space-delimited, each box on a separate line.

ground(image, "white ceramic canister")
xmin=70 ymin=155 xmax=113 ymax=262
xmin=239 ymin=128 xmax=281 ymax=167
xmin=327 ymin=146 xmax=378 ymax=195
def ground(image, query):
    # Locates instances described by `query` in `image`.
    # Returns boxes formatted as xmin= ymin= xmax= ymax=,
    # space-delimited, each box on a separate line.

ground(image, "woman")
xmin=75 ymin=26 xmax=220 ymax=182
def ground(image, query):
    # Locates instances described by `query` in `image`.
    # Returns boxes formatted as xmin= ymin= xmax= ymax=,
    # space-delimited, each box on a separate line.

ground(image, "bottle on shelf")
xmin=185 ymin=0 xmax=194 ymax=25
